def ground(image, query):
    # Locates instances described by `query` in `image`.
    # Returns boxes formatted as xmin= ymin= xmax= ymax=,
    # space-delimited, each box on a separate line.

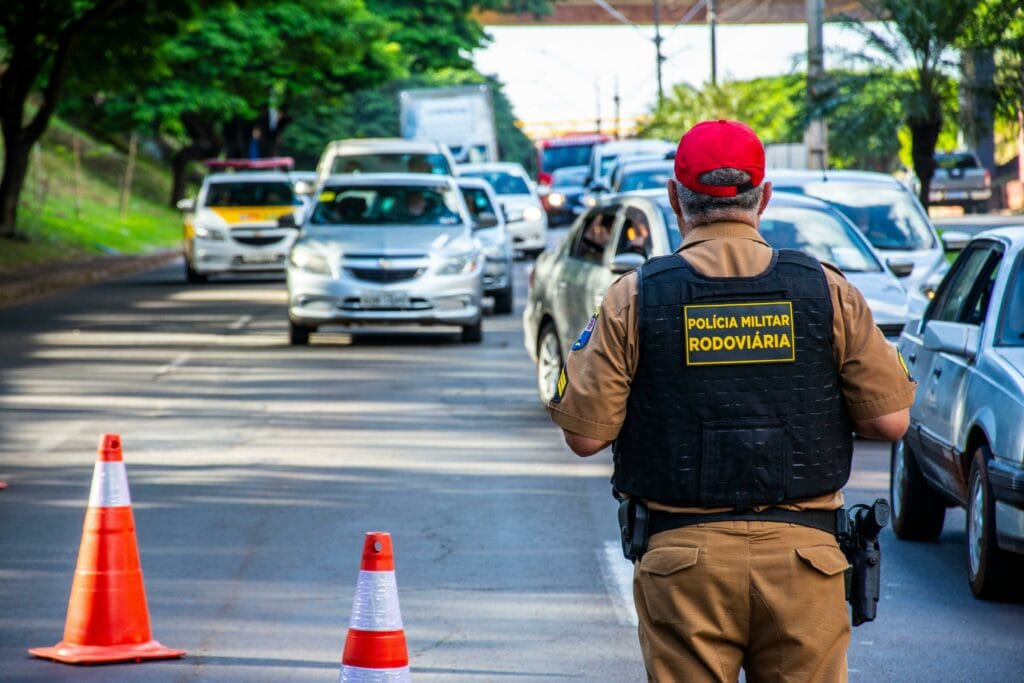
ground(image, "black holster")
xmin=837 ymin=498 xmax=890 ymax=627
xmin=617 ymin=496 xmax=650 ymax=562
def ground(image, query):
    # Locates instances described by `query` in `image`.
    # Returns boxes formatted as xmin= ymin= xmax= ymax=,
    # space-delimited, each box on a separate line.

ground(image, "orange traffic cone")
xmin=339 ymin=532 xmax=411 ymax=682
xmin=29 ymin=434 xmax=185 ymax=665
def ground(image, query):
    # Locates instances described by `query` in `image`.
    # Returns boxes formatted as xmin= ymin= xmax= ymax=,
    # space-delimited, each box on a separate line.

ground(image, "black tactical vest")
xmin=612 ymin=249 xmax=853 ymax=507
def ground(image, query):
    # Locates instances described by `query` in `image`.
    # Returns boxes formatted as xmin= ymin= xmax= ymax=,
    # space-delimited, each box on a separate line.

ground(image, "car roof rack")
xmin=203 ymin=157 xmax=295 ymax=171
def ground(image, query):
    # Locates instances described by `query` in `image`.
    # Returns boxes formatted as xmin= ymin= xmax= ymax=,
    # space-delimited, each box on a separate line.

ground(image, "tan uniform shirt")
xmin=548 ymin=221 xmax=918 ymax=512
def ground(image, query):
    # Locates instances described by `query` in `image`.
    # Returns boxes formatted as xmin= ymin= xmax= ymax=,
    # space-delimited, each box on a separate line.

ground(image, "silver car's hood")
xmin=299 ymin=225 xmax=471 ymax=256
xmin=845 ymin=270 xmax=910 ymax=326
xmin=498 ymin=195 xmax=539 ymax=209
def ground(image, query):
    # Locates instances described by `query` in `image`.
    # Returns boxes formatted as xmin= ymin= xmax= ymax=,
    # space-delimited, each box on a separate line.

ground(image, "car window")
xmin=615 ymin=207 xmax=653 ymax=258
xmin=657 ymin=202 xmax=683 ymax=251
xmin=311 ymin=184 xmax=463 ymax=226
xmin=928 ymin=245 xmax=1002 ymax=324
xmin=619 ymin=168 xmax=672 ymax=192
xmin=462 ymin=171 xmax=530 ymax=195
xmin=460 ymin=186 xmax=499 ymax=228
xmin=330 ymin=153 xmax=450 ymax=175
xmin=760 ymin=206 xmax=882 ymax=273
xmin=997 ymin=254 xmax=1024 ymax=346
xmin=935 ymin=153 xmax=980 ymax=171
xmin=571 ymin=207 xmax=617 ymax=264
xmin=204 ymin=181 xmax=300 ymax=207
xmin=778 ymin=182 xmax=936 ymax=251
xmin=551 ymin=167 xmax=588 ymax=187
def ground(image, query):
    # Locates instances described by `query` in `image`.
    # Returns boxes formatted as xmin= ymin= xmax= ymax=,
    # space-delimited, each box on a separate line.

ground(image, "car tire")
xmin=966 ymin=445 xmax=1021 ymax=600
xmin=890 ymin=438 xmax=946 ymax=541
xmin=185 ymin=261 xmax=208 ymax=284
xmin=493 ymin=281 xmax=514 ymax=315
xmin=536 ymin=321 xmax=562 ymax=404
xmin=289 ymin=320 xmax=312 ymax=346
xmin=461 ymin=319 xmax=483 ymax=344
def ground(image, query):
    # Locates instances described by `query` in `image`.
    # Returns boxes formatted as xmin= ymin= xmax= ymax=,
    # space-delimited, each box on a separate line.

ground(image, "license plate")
xmin=241 ymin=252 xmax=278 ymax=263
xmin=945 ymin=190 xmax=968 ymax=199
xmin=360 ymin=292 xmax=409 ymax=309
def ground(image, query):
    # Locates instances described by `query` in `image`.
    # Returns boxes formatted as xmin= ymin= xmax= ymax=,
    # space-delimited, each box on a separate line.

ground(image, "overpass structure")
xmin=477 ymin=0 xmax=870 ymax=26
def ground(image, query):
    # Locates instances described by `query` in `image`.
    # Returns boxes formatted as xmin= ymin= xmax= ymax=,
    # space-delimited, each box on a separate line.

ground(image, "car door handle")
xmin=932 ymin=367 xmax=942 ymax=378
xmin=907 ymin=352 xmax=916 ymax=363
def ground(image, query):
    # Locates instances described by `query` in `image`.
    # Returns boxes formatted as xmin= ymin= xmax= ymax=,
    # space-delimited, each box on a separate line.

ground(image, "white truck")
xmin=399 ymin=85 xmax=498 ymax=165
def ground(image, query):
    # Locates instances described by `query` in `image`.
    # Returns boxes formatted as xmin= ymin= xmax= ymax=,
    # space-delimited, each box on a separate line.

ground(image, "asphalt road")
xmin=1 ymin=236 xmax=1022 ymax=682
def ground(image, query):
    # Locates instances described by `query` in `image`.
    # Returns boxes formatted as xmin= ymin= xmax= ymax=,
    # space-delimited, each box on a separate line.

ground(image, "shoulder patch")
xmin=551 ymin=366 xmax=568 ymax=403
xmin=897 ymin=348 xmax=913 ymax=380
xmin=571 ymin=308 xmax=600 ymax=351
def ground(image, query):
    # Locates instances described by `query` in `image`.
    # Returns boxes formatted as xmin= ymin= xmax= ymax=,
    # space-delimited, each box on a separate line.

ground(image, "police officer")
xmin=548 ymin=119 xmax=917 ymax=682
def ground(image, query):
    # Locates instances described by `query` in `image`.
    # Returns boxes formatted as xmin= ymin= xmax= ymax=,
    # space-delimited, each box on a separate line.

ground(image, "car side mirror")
xmin=886 ymin=259 xmax=914 ymax=278
xmin=940 ymin=230 xmax=971 ymax=253
xmin=922 ymin=320 xmax=979 ymax=361
xmin=473 ymin=212 xmax=499 ymax=230
xmin=610 ymin=252 xmax=646 ymax=274
xmin=590 ymin=182 xmax=610 ymax=194
xmin=277 ymin=214 xmax=298 ymax=228
xmin=176 ymin=198 xmax=195 ymax=212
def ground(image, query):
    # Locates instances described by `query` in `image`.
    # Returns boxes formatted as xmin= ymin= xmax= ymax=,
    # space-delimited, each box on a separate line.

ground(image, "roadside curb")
xmin=0 ymin=250 xmax=180 ymax=309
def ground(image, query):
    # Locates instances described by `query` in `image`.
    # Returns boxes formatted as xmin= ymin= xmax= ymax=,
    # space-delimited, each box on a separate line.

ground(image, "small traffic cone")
xmin=339 ymin=532 xmax=410 ymax=682
xmin=29 ymin=434 xmax=185 ymax=665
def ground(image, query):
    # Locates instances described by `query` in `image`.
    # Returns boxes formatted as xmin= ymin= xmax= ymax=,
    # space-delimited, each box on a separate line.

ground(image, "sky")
xmin=474 ymin=22 xmax=882 ymax=138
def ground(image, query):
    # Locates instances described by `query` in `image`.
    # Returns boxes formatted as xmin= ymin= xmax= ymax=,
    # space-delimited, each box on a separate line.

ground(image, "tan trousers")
xmin=634 ymin=521 xmax=851 ymax=683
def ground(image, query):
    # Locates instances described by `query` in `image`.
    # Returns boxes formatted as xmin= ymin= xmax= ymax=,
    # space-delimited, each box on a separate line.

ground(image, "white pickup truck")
xmin=929 ymin=150 xmax=991 ymax=213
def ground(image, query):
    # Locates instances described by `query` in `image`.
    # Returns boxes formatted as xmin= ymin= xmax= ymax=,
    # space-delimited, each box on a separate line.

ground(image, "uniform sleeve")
xmin=827 ymin=267 xmax=918 ymax=420
xmin=547 ymin=272 xmax=638 ymax=441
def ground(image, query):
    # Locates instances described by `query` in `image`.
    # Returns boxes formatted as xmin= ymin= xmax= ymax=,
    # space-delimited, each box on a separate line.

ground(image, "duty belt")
xmin=646 ymin=506 xmax=841 ymax=537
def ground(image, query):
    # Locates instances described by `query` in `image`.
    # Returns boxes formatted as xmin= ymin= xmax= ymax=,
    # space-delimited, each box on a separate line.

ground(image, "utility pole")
xmin=708 ymin=0 xmax=718 ymax=86
xmin=654 ymin=0 xmax=665 ymax=107
xmin=805 ymin=0 xmax=828 ymax=170
xmin=595 ymin=80 xmax=602 ymax=134
xmin=614 ymin=77 xmax=622 ymax=139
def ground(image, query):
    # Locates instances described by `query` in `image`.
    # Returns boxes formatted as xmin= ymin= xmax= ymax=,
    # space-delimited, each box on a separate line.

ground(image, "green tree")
xmin=837 ymin=0 xmax=979 ymax=206
xmin=0 ymin=0 xmax=222 ymax=238
xmin=76 ymin=0 xmax=402 ymax=204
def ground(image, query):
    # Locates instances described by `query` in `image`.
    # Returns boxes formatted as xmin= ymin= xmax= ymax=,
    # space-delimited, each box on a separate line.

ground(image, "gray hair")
xmin=674 ymin=168 xmax=764 ymax=224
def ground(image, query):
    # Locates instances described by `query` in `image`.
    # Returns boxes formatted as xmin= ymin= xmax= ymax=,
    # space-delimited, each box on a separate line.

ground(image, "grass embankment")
xmin=0 ymin=117 xmax=183 ymax=273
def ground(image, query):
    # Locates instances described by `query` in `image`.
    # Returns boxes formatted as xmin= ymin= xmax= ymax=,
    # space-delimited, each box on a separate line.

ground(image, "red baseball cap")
xmin=673 ymin=119 xmax=765 ymax=197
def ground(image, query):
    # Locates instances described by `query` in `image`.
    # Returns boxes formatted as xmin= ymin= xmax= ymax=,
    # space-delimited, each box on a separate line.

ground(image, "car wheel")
xmin=185 ymin=261 xmax=208 ymax=284
xmin=536 ymin=322 xmax=562 ymax=404
xmin=493 ymin=281 xmax=514 ymax=315
xmin=461 ymin=319 xmax=483 ymax=344
xmin=289 ymin=320 xmax=312 ymax=346
xmin=966 ymin=445 xmax=1020 ymax=599
xmin=890 ymin=438 xmax=946 ymax=540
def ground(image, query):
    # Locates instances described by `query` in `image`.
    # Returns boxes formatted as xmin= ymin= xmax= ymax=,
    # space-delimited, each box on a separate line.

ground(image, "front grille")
xmin=346 ymin=267 xmax=424 ymax=283
xmin=233 ymin=235 xmax=285 ymax=246
xmin=878 ymin=323 xmax=905 ymax=338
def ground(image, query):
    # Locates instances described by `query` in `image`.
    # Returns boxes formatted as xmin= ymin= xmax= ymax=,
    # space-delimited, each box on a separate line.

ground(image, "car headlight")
xmin=435 ymin=251 xmax=481 ymax=275
xmin=523 ymin=206 xmax=543 ymax=222
xmin=582 ymin=195 xmax=597 ymax=208
xmin=547 ymin=192 xmax=565 ymax=207
xmin=194 ymin=224 xmax=225 ymax=241
xmin=289 ymin=247 xmax=331 ymax=275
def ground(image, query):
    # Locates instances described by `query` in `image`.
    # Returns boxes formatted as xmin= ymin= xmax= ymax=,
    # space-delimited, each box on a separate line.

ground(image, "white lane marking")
xmin=229 ymin=315 xmax=253 ymax=330
xmin=601 ymin=541 xmax=638 ymax=627
xmin=156 ymin=352 xmax=191 ymax=376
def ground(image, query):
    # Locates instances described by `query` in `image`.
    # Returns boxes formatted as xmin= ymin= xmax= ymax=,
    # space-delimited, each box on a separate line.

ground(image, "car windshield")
xmin=461 ymin=170 xmax=530 ymax=195
xmin=330 ymin=152 xmax=450 ymax=175
xmin=310 ymin=184 xmax=463 ymax=227
xmin=935 ymin=153 xmax=979 ymax=170
xmin=620 ymin=167 xmax=672 ymax=192
xmin=542 ymin=145 xmax=594 ymax=172
xmin=778 ymin=181 xmax=936 ymax=251
xmin=760 ymin=206 xmax=883 ymax=273
xmin=998 ymin=254 xmax=1024 ymax=346
xmin=551 ymin=167 xmax=589 ymax=187
xmin=204 ymin=181 xmax=299 ymax=207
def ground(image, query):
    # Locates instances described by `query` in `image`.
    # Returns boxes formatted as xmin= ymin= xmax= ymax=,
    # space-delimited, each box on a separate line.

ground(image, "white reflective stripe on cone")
xmin=87 ymin=461 xmax=132 ymax=508
xmin=339 ymin=665 xmax=411 ymax=683
xmin=349 ymin=571 xmax=403 ymax=631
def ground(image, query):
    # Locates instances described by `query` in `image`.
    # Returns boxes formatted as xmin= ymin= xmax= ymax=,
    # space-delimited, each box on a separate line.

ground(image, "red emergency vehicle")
xmin=534 ymin=133 xmax=612 ymax=186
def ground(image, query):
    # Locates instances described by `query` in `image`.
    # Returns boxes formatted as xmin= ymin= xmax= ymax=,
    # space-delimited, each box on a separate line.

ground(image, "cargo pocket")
xmin=795 ymin=545 xmax=849 ymax=577
xmin=637 ymin=547 xmax=701 ymax=625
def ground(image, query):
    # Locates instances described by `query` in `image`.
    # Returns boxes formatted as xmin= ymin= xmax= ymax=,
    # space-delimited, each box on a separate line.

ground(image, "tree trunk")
xmin=909 ymin=114 xmax=942 ymax=208
xmin=0 ymin=135 xmax=33 ymax=239
xmin=168 ymin=116 xmax=223 ymax=206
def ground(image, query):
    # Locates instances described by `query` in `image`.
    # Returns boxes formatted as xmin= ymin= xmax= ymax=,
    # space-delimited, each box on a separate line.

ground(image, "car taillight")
xmin=984 ymin=170 xmax=991 ymax=187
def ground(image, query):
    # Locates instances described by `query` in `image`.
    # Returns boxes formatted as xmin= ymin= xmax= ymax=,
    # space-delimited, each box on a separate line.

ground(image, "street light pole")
xmin=805 ymin=0 xmax=827 ymax=170
xmin=654 ymin=0 xmax=664 ymax=107
xmin=708 ymin=0 xmax=718 ymax=86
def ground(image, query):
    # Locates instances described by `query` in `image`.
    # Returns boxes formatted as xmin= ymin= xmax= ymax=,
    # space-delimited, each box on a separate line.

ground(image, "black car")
xmin=541 ymin=165 xmax=589 ymax=226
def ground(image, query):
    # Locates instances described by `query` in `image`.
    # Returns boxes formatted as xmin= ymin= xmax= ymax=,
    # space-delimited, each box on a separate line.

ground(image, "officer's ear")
xmin=758 ymin=181 xmax=773 ymax=216
xmin=667 ymin=178 xmax=682 ymax=216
